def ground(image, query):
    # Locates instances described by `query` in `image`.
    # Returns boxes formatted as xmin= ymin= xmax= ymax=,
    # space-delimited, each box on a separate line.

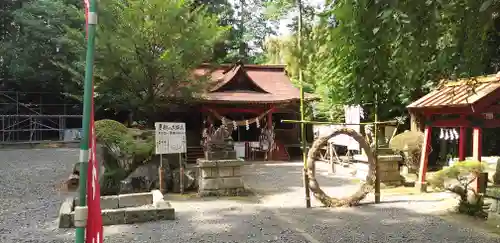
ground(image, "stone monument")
xmin=197 ymin=124 xmax=246 ymax=196
xmin=353 ymin=125 xmax=403 ymax=187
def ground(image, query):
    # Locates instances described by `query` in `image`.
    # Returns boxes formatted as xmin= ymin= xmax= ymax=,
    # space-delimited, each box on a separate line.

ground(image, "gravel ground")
xmin=0 ymin=149 xmax=499 ymax=243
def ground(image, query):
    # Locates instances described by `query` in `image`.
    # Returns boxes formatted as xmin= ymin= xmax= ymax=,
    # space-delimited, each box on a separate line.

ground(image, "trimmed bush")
xmin=428 ymin=160 xmax=487 ymax=217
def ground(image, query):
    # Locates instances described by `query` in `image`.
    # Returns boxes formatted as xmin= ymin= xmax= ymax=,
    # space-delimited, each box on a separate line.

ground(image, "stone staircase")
xmin=187 ymin=146 xmax=204 ymax=164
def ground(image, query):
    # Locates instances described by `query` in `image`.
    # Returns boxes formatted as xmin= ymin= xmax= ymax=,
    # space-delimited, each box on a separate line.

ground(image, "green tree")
xmin=313 ymin=0 xmax=498 ymax=120
xmin=266 ymin=0 xmax=500 ymax=121
xmin=93 ymin=0 xmax=228 ymax=124
xmin=0 ymin=0 xmax=84 ymax=93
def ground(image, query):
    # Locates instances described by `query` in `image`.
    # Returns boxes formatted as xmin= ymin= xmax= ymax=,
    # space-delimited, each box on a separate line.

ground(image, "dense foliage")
xmin=2 ymin=0 xmax=500 ymax=125
xmin=264 ymin=0 xmax=500 ymax=121
xmin=0 ymin=0 xmax=276 ymax=124
xmin=93 ymin=0 xmax=228 ymax=123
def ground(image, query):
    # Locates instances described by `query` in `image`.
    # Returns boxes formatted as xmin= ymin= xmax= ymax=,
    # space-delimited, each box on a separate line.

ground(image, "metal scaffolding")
xmin=0 ymin=91 xmax=83 ymax=144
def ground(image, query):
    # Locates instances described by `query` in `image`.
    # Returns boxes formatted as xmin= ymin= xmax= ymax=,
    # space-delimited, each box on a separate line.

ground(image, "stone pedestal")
xmin=197 ymin=159 xmax=246 ymax=196
xmin=353 ymin=154 xmax=403 ymax=187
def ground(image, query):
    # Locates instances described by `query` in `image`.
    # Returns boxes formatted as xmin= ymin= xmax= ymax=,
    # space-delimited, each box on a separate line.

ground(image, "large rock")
xmin=120 ymin=158 xmax=173 ymax=194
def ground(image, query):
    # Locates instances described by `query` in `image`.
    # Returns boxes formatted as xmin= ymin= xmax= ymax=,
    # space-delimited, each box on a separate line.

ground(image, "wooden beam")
xmin=472 ymin=127 xmax=482 ymax=161
xmin=267 ymin=106 xmax=274 ymax=160
xmin=408 ymin=98 xmax=500 ymax=116
xmin=416 ymin=125 xmax=432 ymax=192
xmin=470 ymin=87 xmax=500 ymax=112
xmin=200 ymin=106 xmax=265 ymax=115
xmin=459 ymin=126 xmax=466 ymax=161
xmin=472 ymin=127 xmax=483 ymax=193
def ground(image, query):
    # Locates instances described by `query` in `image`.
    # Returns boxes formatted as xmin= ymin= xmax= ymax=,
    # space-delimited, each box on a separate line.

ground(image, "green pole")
xmin=76 ymin=0 xmax=97 ymax=242
xmin=297 ymin=0 xmax=311 ymax=208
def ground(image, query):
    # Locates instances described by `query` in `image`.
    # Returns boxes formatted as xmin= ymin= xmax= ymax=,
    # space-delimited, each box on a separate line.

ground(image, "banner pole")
xmin=76 ymin=0 xmax=97 ymax=242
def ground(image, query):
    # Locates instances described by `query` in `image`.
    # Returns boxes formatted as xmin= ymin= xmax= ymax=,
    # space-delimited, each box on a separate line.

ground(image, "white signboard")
xmin=155 ymin=122 xmax=187 ymax=154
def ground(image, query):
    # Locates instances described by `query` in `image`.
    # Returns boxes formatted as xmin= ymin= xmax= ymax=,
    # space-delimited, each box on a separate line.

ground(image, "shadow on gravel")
xmin=47 ymin=202 xmax=499 ymax=243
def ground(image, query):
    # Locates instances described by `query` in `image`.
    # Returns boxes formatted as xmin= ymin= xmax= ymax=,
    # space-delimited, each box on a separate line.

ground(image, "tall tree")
xmin=0 ymin=0 xmax=83 ymax=93
xmin=266 ymin=0 xmax=500 ymax=120
xmin=93 ymin=0 xmax=228 ymax=124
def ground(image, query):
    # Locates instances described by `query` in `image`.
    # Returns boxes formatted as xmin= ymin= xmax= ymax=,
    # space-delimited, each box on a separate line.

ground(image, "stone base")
xmin=58 ymin=190 xmax=175 ymax=228
xmin=198 ymin=187 xmax=251 ymax=197
xmin=353 ymin=154 xmax=403 ymax=186
xmin=205 ymin=151 xmax=237 ymax=160
xmin=197 ymin=158 xmax=246 ymax=197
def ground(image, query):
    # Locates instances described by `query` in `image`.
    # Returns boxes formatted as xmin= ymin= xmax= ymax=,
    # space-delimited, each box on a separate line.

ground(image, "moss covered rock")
xmin=94 ymin=119 xmax=155 ymax=195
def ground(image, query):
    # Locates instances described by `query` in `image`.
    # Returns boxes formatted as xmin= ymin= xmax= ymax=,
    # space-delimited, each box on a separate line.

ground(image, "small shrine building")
xmin=407 ymin=73 xmax=500 ymax=191
xmin=164 ymin=63 xmax=315 ymax=163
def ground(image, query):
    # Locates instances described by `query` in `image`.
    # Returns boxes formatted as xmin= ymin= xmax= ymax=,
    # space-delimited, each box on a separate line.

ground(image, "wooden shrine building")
xmin=407 ymin=73 xmax=500 ymax=191
xmin=164 ymin=63 xmax=315 ymax=163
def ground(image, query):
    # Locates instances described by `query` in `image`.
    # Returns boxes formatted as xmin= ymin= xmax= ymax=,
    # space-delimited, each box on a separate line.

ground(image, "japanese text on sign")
xmin=155 ymin=122 xmax=186 ymax=154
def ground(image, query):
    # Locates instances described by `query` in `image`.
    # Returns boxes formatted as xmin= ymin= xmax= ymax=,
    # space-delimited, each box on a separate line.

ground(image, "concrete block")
xmin=219 ymin=167 xmax=234 ymax=177
xmin=205 ymin=151 xmax=237 ymax=160
xmin=157 ymin=207 xmax=176 ymax=220
xmin=124 ymin=207 xmax=157 ymax=224
xmin=200 ymin=167 xmax=212 ymax=178
xmin=233 ymin=166 xmax=241 ymax=176
xmin=102 ymin=209 xmax=126 ymax=226
xmin=198 ymin=159 xmax=243 ymax=168
xmin=151 ymin=190 xmax=164 ymax=204
xmin=200 ymin=178 xmax=222 ymax=190
xmin=220 ymin=177 xmax=244 ymax=189
xmin=155 ymin=200 xmax=171 ymax=209
xmin=217 ymin=160 xmax=244 ymax=167
xmin=101 ymin=196 xmax=119 ymax=209
xmin=58 ymin=198 xmax=74 ymax=228
xmin=118 ymin=192 xmax=153 ymax=208
xmin=74 ymin=195 xmax=119 ymax=210
xmin=379 ymin=161 xmax=399 ymax=171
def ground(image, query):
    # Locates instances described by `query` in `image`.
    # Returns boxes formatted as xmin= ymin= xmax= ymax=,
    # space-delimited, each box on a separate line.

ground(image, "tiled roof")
xmin=407 ymin=73 xmax=500 ymax=111
xmin=193 ymin=64 xmax=314 ymax=103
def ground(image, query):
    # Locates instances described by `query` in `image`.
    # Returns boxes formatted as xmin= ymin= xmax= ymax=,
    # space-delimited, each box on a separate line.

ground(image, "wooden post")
xmin=458 ymin=126 xmax=466 ymax=161
xmin=179 ymin=153 xmax=184 ymax=194
xmin=472 ymin=127 xmax=482 ymax=192
xmin=410 ymin=112 xmax=422 ymax=132
xmin=472 ymin=127 xmax=482 ymax=161
xmin=416 ymin=125 xmax=432 ymax=192
xmin=159 ymin=154 xmax=165 ymax=194
xmin=267 ymin=107 xmax=273 ymax=160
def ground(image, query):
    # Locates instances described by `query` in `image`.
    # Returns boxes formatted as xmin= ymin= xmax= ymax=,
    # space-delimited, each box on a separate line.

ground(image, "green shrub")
xmin=428 ymin=160 xmax=486 ymax=217
xmin=389 ymin=131 xmax=423 ymax=172
xmin=94 ymin=119 xmax=155 ymax=194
